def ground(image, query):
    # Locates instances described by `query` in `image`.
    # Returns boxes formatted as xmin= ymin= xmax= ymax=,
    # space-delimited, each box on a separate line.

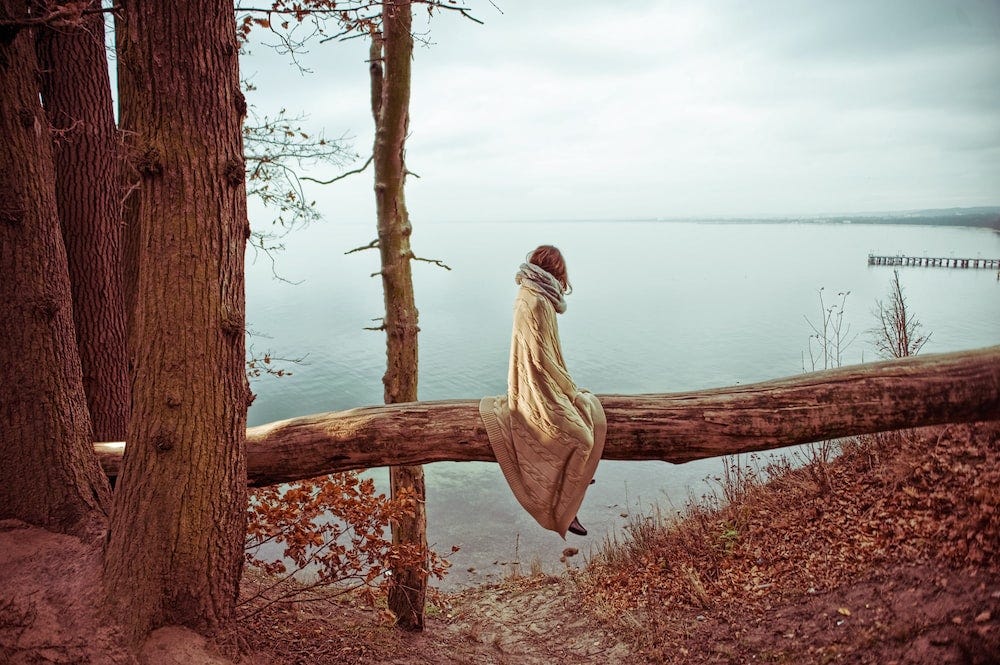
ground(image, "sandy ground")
xmin=0 ymin=521 xmax=231 ymax=665
xmin=0 ymin=519 xmax=130 ymax=664
xmin=238 ymin=572 xmax=639 ymax=665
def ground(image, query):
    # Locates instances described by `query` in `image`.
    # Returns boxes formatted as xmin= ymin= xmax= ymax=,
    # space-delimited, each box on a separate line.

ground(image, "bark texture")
xmin=0 ymin=0 xmax=111 ymax=540
xmin=371 ymin=1 xmax=427 ymax=631
xmin=94 ymin=347 xmax=1000 ymax=486
xmin=114 ymin=7 xmax=141 ymax=346
xmin=103 ymin=0 xmax=249 ymax=642
xmin=35 ymin=1 xmax=128 ymax=440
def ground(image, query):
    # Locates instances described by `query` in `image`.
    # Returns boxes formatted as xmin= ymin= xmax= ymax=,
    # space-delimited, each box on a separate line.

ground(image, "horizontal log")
xmin=94 ymin=346 xmax=1000 ymax=487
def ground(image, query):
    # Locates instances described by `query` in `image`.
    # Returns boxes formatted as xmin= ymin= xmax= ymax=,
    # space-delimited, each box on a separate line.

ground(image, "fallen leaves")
xmin=582 ymin=422 xmax=1000 ymax=662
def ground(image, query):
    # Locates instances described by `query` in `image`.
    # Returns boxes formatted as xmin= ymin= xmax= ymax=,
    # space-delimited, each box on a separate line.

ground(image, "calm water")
xmin=245 ymin=220 xmax=1000 ymax=587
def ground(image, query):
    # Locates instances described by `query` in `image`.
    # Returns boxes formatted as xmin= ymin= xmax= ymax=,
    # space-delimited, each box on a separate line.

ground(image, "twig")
xmin=240 ymin=577 xmax=369 ymax=619
xmin=247 ymin=231 xmax=304 ymax=284
xmin=0 ymin=3 xmax=120 ymax=31
xmin=452 ymin=8 xmax=483 ymax=25
xmin=48 ymin=118 xmax=85 ymax=144
xmin=345 ymin=238 xmax=379 ymax=254
xmin=319 ymin=25 xmax=368 ymax=44
xmin=411 ymin=254 xmax=451 ymax=271
xmin=302 ymin=154 xmax=373 ymax=185
xmin=240 ymin=530 xmax=348 ymax=609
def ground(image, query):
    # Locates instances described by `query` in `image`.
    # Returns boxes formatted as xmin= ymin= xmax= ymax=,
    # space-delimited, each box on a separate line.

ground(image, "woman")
xmin=479 ymin=245 xmax=606 ymax=538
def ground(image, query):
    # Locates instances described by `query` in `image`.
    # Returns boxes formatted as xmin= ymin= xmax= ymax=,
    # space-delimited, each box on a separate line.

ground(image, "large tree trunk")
xmin=35 ymin=1 xmax=128 ymax=441
xmin=371 ymin=0 xmax=428 ymax=631
xmin=0 ymin=0 xmax=111 ymax=540
xmin=103 ymin=0 xmax=250 ymax=643
xmin=94 ymin=346 xmax=1000 ymax=486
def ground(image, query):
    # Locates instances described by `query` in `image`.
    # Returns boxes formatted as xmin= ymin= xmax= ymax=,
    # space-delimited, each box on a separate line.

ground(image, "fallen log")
xmin=95 ymin=346 xmax=1000 ymax=487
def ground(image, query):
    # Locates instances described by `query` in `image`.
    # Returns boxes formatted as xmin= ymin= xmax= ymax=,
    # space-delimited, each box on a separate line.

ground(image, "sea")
xmin=245 ymin=217 xmax=1000 ymax=588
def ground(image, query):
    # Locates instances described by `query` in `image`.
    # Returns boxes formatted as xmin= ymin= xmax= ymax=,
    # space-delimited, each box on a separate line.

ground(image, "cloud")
xmin=240 ymin=0 xmax=1000 ymax=222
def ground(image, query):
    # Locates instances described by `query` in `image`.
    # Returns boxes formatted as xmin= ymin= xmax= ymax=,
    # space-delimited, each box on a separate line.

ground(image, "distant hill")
xmin=683 ymin=207 xmax=1000 ymax=230
xmin=817 ymin=207 xmax=1000 ymax=230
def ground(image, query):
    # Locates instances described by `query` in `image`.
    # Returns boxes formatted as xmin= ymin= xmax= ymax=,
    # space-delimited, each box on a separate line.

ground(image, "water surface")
xmin=246 ymin=219 xmax=1000 ymax=587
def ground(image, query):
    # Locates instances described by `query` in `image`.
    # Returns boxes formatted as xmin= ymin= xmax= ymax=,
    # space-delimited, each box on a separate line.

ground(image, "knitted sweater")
xmin=479 ymin=286 xmax=607 ymax=538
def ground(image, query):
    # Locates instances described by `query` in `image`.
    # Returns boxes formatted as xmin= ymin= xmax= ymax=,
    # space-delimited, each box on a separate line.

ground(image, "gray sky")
xmin=240 ymin=0 xmax=1000 ymax=223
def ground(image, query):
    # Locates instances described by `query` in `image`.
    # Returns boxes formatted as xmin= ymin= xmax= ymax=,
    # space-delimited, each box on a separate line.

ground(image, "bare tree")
xmin=368 ymin=0 xmax=428 ymax=631
xmin=870 ymin=269 xmax=930 ymax=359
xmin=237 ymin=0 xmax=479 ymax=630
xmin=803 ymin=288 xmax=858 ymax=371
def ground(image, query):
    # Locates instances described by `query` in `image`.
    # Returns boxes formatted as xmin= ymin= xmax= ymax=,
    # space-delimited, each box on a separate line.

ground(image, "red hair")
xmin=528 ymin=245 xmax=571 ymax=293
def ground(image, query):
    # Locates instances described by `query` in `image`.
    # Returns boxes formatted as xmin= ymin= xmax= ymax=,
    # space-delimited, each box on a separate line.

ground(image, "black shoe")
xmin=568 ymin=517 xmax=587 ymax=536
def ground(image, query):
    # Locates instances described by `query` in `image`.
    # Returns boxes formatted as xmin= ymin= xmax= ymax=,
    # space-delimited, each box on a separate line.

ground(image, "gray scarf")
xmin=515 ymin=262 xmax=567 ymax=314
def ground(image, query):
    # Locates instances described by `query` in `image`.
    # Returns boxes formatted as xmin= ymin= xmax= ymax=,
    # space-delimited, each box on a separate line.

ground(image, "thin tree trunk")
xmin=35 ymin=1 xmax=128 ymax=440
xmin=103 ymin=0 xmax=250 ymax=643
xmin=92 ymin=346 xmax=1000 ymax=486
xmin=115 ymin=4 xmax=141 ymax=350
xmin=0 ymin=0 xmax=111 ymax=540
xmin=371 ymin=0 xmax=428 ymax=631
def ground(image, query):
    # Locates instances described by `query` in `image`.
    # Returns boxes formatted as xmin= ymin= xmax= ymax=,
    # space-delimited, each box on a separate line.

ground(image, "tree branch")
xmin=410 ymin=253 xmax=450 ymax=270
xmin=0 ymin=3 xmax=120 ymax=31
xmin=345 ymin=238 xmax=379 ymax=254
xmin=301 ymin=154 xmax=373 ymax=185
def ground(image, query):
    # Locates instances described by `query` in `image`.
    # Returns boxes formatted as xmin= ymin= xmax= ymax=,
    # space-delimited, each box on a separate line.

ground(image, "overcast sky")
xmin=239 ymin=0 xmax=1000 ymax=223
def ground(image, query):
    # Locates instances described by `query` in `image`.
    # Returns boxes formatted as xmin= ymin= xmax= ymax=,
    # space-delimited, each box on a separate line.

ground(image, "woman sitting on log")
xmin=480 ymin=245 xmax=606 ymax=537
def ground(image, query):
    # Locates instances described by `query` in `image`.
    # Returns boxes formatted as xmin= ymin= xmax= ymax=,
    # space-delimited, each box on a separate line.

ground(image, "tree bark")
xmin=114 ymin=4 xmax=141 ymax=352
xmin=35 ymin=1 xmax=128 ymax=440
xmin=103 ymin=0 xmax=250 ymax=643
xmin=94 ymin=346 xmax=1000 ymax=486
xmin=371 ymin=0 xmax=427 ymax=631
xmin=0 ymin=0 xmax=111 ymax=540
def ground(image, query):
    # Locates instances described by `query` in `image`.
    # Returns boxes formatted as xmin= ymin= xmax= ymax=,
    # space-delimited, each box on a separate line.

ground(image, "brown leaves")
xmin=583 ymin=422 xmax=1000 ymax=659
xmin=236 ymin=0 xmax=378 ymax=45
xmin=245 ymin=471 xmax=451 ymax=607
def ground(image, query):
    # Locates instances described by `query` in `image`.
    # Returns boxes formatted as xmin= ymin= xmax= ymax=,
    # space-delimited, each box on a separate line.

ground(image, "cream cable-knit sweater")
xmin=479 ymin=286 xmax=607 ymax=538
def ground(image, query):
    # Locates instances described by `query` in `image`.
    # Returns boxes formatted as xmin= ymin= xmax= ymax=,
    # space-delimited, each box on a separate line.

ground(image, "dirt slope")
xmin=2 ymin=421 xmax=997 ymax=664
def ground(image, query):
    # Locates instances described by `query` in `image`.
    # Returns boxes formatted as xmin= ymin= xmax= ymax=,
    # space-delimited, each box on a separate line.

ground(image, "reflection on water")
xmin=246 ymin=220 xmax=1000 ymax=588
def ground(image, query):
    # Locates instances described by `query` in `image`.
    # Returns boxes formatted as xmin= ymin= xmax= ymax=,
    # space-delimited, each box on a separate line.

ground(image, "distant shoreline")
xmin=678 ymin=208 xmax=1000 ymax=231
xmin=424 ymin=207 xmax=1000 ymax=230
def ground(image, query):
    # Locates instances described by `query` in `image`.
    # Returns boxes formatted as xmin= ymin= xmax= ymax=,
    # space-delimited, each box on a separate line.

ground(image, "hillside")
xmin=236 ymin=421 xmax=999 ymax=664
xmin=581 ymin=421 xmax=1000 ymax=663
xmin=2 ymin=421 xmax=997 ymax=663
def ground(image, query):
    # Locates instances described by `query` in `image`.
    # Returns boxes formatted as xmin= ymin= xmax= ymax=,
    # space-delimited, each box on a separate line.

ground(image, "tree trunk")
xmin=35 ymin=1 xmax=128 ymax=441
xmin=371 ymin=0 xmax=427 ymax=631
xmin=103 ymin=0 xmax=250 ymax=643
xmin=0 ymin=0 xmax=111 ymax=540
xmin=94 ymin=346 xmax=1000 ymax=486
xmin=114 ymin=6 xmax=141 ymax=352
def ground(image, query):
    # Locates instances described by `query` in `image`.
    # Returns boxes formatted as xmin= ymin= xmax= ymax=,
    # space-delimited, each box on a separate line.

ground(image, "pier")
xmin=868 ymin=254 xmax=1000 ymax=269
